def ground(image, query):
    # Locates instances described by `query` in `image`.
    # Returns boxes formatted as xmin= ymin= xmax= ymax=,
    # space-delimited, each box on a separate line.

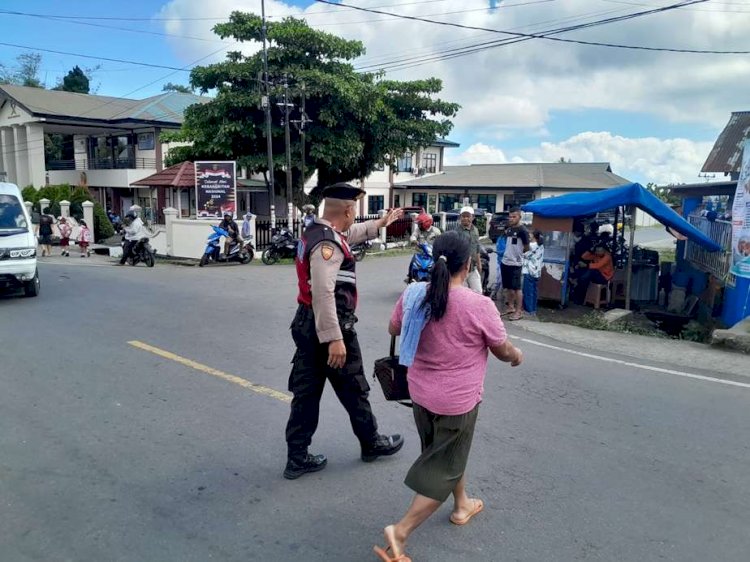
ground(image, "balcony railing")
xmin=47 ymin=157 xmax=157 ymax=171
xmin=686 ymin=215 xmax=733 ymax=279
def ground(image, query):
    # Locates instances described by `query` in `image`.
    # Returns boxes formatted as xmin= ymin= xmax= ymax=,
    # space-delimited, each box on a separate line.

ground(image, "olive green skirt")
xmin=404 ymin=403 xmax=480 ymax=502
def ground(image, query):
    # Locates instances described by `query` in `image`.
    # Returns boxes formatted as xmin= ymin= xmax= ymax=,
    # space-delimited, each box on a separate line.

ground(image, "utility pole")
xmin=283 ymin=80 xmax=293 ymax=208
xmin=299 ymin=83 xmax=306 ymax=194
xmin=292 ymin=83 xmax=311 ymax=197
xmin=261 ymin=0 xmax=275 ymax=205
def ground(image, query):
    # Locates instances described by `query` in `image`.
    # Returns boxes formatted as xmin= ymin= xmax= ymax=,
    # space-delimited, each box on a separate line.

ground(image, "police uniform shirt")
xmin=309 ymin=218 xmax=380 ymax=343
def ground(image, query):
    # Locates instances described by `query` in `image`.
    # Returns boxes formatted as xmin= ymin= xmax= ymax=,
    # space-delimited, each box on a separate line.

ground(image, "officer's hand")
xmin=327 ymin=339 xmax=347 ymax=369
xmin=381 ymin=208 xmax=404 ymax=227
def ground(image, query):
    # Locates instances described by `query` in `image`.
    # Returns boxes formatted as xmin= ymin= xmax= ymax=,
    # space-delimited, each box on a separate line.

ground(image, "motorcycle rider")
xmin=219 ymin=212 xmax=241 ymax=257
xmin=302 ymin=204 xmax=316 ymax=230
xmin=405 ymin=212 xmax=441 ymax=282
xmin=119 ymin=208 xmax=147 ymax=265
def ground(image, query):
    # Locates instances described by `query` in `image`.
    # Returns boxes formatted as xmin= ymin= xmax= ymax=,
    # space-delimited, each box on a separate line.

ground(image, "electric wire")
xmin=316 ymin=0 xmax=750 ymax=64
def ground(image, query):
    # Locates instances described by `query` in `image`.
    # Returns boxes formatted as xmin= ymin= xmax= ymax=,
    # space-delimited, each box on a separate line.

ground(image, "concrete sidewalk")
xmin=514 ymin=318 xmax=750 ymax=379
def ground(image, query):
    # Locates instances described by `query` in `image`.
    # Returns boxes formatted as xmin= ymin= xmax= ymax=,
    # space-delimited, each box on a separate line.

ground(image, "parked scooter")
xmin=406 ymin=242 xmax=434 ymax=283
xmin=122 ymin=236 xmax=155 ymax=267
xmin=479 ymin=246 xmax=495 ymax=295
xmin=199 ymin=225 xmax=254 ymax=267
xmin=350 ymin=240 xmax=371 ymax=262
xmin=261 ymin=227 xmax=299 ymax=265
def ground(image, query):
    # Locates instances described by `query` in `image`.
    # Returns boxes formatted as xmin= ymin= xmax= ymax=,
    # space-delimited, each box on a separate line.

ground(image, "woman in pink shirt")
xmin=376 ymin=232 xmax=523 ymax=562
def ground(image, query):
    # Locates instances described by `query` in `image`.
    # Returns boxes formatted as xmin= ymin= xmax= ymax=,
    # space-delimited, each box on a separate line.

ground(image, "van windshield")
xmin=0 ymin=194 xmax=28 ymax=231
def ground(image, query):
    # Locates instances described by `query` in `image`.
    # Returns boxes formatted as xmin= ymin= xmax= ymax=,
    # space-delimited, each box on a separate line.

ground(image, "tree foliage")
xmin=162 ymin=82 xmax=193 ymax=93
xmin=167 ymin=12 xmax=459 ymax=203
xmin=57 ymin=65 xmax=90 ymax=94
xmin=0 ymin=53 xmax=44 ymax=87
xmin=646 ymin=182 xmax=681 ymax=206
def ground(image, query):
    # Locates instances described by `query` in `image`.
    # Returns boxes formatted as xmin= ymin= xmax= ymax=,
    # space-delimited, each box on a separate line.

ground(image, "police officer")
xmin=284 ymin=183 xmax=405 ymax=480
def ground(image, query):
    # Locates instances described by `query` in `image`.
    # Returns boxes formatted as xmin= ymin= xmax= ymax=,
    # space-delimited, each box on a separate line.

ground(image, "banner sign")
xmin=731 ymin=141 xmax=750 ymax=278
xmin=195 ymin=161 xmax=237 ymax=220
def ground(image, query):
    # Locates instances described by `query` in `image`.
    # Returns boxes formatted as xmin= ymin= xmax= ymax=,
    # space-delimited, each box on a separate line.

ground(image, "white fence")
xmin=686 ymin=215 xmax=732 ymax=279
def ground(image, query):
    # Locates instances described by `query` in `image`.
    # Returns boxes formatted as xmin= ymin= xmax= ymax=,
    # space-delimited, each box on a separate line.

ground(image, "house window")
xmin=397 ymin=153 xmax=413 ymax=172
xmin=393 ymin=194 xmax=401 ymax=207
xmin=504 ymin=192 xmax=534 ymax=210
xmin=412 ymin=192 xmax=427 ymax=209
xmin=422 ymin=153 xmax=437 ymax=174
xmin=439 ymin=194 xmax=462 ymax=212
xmin=368 ymin=195 xmax=385 ymax=214
xmin=475 ymin=194 xmax=496 ymax=213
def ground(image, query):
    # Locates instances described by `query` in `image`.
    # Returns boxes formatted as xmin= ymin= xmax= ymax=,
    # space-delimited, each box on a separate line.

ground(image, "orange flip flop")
xmin=450 ymin=499 xmax=484 ymax=526
xmin=373 ymin=545 xmax=412 ymax=562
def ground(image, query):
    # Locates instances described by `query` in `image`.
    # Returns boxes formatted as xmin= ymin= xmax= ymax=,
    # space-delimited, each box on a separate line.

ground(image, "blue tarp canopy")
xmin=522 ymin=182 xmax=721 ymax=252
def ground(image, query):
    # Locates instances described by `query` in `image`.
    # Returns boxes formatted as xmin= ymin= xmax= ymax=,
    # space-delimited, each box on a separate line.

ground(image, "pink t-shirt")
xmin=390 ymin=286 xmax=507 ymax=416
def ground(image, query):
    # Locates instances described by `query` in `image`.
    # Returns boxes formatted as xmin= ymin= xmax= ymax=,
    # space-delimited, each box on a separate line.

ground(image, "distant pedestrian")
xmin=77 ymin=220 xmax=92 ymax=257
xmin=58 ymin=217 xmax=72 ymax=257
xmin=454 ymin=206 xmax=482 ymax=293
xmin=522 ymin=230 xmax=544 ymax=316
xmin=241 ymin=211 xmax=255 ymax=239
xmin=500 ymin=208 xmax=530 ymax=321
xmin=38 ymin=208 xmax=55 ymax=257
xmin=489 ymin=233 xmax=507 ymax=301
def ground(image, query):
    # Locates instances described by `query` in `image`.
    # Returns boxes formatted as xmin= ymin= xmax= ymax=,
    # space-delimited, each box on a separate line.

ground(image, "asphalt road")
xmin=1 ymin=255 xmax=748 ymax=562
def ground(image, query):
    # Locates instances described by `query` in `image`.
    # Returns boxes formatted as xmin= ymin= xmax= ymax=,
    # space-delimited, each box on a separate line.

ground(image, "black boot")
xmin=361 ymin=434 xmax=404 ymax=463
xmin=283 ymin=453 xmax=328 ymax=480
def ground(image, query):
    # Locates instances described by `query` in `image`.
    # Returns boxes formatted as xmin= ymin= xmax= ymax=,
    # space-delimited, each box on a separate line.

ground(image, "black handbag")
xmin=373 ymin=335 xmax=412 ymax=407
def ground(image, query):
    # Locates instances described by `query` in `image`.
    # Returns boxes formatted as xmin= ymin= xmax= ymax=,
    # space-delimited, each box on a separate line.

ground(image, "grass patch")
xmin=570 ymin=311 xmax=669 ymax=338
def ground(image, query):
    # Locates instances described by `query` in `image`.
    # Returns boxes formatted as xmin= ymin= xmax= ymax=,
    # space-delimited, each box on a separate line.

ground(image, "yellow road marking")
xmin=128 ymin=340 xmax=291 ymax=402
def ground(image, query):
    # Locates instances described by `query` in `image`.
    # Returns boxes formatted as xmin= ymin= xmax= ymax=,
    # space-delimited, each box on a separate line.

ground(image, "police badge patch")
xmin=320 ymin=243 xmax=335 ymax=261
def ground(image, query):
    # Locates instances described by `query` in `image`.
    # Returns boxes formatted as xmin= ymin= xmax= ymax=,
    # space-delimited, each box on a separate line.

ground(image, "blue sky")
xmin=1 ymin=0 xmax=745 ymax=185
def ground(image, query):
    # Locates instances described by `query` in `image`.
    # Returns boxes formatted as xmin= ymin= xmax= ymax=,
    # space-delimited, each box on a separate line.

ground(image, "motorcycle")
xmin=350 ymin=240 xmax=371 ymax=262
xmin=261 ymin=227 xmax=299 ymax=265
xmin=199 ymin=225 xmax=254 ymax=267
xmin=123 ymin=236 xmax=155 ymax=267
xmin=479 ymin=246 xmax=495 ymax=296
xmin=406 ymin=242 xmax=434 ymax=283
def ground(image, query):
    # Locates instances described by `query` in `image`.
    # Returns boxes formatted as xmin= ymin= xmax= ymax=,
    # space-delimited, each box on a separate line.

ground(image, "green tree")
xmin=167 ymin=12 xmax=459 ymax=204
xmin=0 ymin=53 xmax=44 ymax=87
xmin=646 ymin=182 xmax=681 ymax=206
xmin=57 ymin=65 xmax=90 ymax=93
xmin=162 ymin=82 xmax=193 ymax=93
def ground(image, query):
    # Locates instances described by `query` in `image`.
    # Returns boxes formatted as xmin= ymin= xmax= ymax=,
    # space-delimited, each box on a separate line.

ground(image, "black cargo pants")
xmin=285 ymin=305 xmax=379 ymax=461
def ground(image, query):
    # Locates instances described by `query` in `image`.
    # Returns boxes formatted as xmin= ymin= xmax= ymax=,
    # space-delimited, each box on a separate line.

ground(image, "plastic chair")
xmin=585 ymin=281 xmax=612 ymax=309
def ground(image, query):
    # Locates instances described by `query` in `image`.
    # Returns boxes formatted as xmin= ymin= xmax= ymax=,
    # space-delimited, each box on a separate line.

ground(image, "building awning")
xmin=130 ymin=161 xmax=195 ymax=188
xmin=237 ymin=178 xmax=267 ymax=193
xmin=522 ymin=182 xmax=722 ymax=252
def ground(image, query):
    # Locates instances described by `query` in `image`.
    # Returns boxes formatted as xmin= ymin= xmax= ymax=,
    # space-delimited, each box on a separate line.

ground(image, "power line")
xmin=290 ymin=0 xmax=556 ymax=26
xmin=0 ymin=10 xmax=230 ymax=43
xmin=354 ymin=4 xmax=631 ymax=68
xmin=318 ymin=0 xmax=750 ymax=57
xmin=0 ymin=42 xmax=194 ymax=72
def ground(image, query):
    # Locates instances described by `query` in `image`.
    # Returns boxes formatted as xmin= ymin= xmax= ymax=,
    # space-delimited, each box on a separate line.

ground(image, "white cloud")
xmin=159 ymin=1 xmax=750 ymax=130
xmin=450 ymin=133 xmax=714 ymax=185
xmin=157 ymin=0 xmax=745 ymax=175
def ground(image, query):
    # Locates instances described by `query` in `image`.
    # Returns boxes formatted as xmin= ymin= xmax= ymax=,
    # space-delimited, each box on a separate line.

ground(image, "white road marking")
xmin=510 ymin=335 xmax=750 ymax=390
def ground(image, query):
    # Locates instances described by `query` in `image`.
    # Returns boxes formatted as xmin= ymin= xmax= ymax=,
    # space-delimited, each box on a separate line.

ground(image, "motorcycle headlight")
xmin=8 ymin=247 xmax=36 ymax=259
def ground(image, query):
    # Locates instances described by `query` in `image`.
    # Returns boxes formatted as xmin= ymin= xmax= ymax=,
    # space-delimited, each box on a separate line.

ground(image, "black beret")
xmin=322 ymin=182 xmax=366 ymax=201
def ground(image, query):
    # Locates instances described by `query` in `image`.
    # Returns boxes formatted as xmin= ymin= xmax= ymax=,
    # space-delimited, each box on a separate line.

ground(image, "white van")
xmin=0 ymin=182 xmax=40 ymax=297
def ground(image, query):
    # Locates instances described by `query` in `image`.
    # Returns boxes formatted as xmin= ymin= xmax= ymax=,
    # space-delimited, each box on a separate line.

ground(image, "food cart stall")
xmin=523 ymin=183 xmax=722 ymax=310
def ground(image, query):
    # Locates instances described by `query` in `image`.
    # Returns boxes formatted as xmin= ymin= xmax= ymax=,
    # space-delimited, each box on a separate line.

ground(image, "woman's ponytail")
xmin=423 ymin=231 xmax=471 ymax=321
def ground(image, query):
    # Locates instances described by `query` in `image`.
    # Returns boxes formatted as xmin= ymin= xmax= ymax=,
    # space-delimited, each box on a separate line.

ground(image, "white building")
xmin=0 ymin=84 xmax=207 ymax=220
xmin=341 ymin=139 xmax=461 ymax=216
xmin=395 ymin=162 xmax=631 ymax=214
